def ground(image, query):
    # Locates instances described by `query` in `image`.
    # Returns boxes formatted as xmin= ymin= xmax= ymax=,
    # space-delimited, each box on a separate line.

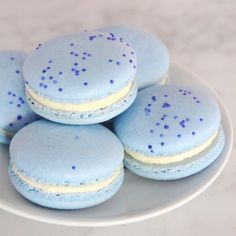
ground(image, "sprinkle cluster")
xmin=144 ymin=88 xmax=204 ymax=153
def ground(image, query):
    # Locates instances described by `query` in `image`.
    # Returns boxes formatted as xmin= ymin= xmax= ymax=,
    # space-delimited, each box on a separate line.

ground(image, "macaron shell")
xmin=10 ymin=120 xmax=124 ymax=184
xmin=0 ymin=51 xmax=39 ymax=134
xmin=23 ymin=31 xmax=137 ymax=102
xmin=124 ymin=126 xmax=225 ymax=180
xmin=113 ymin=85 xmax=221 ymax=156
xmin=99 ymin=25 xmax=170 ymax=89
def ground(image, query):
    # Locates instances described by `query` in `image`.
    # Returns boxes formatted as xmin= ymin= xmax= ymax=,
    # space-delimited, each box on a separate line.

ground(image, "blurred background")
xmin=0 ymin=0 xmax=235 ymax=235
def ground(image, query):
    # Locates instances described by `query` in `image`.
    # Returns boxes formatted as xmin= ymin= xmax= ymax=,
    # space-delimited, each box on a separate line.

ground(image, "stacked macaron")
xmin=1 ymin=25 xmax=224 ymax=210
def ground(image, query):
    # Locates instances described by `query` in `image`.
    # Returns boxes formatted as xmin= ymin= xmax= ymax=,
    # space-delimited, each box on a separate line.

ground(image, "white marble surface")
xmin=0 ymin=0 xmax=236 ymax=235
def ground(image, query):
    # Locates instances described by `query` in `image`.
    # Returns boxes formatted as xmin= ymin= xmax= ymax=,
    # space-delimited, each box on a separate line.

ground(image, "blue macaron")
xmin=23 ymin=31 xmax=137 ymax=125
xmin=0 ymin=51 xmax=39 ymax=145
xmin=113 ymin=85 xmax=224 ymax=180
xmin=9 ymin=120 xmax=124 ymax=209
xmin=99 ymin=25 xmax=170 ymax=90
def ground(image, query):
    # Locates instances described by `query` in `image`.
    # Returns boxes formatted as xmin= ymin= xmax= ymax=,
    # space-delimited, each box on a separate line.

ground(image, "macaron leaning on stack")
xmin=23 ymin=31 xmax=138 ymax=125
xmin=0 ymin=51 xmax=39 ymax=145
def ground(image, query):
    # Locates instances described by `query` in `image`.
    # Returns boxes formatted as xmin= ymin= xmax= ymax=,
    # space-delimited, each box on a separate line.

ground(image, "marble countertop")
xmin=0 ymin=0 xmax=235 ymax=235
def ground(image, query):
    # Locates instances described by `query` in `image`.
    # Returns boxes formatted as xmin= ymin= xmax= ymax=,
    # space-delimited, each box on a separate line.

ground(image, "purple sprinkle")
xmin=161 ymin=117 xmax=165 ymax=121
xmin=17 ymin=115 xmax=22 ymax=120
xmin=53 ymin=80 xmax=58 ymax=84
xmin=164 ymin=94 xmax=168 ymax=97
xmin=186 ymin=118 xmax=191 ymax=122
xmin=174 ymin=115 xmax=178 ymax=119
xmin=177 ymin=134 xmax=181 ymax=138
xmin=183 ymin=93 xmax=187 ymax=95
xmin=82 ymin=57 xmax=86 ymax=60
xmin=148 ymin=145 xmax=152 ymax=149
xmin=17 ymin=104 xmax=21 ymax=108
xmin=160 ymin=134 xmax=164 ymax=138
xmin=152 ymin=96 xmax=157 ymax=101
xmin=70 ymin=43 xmax=74 ymax=46
xmin=126 ymin=43 xmax=130 ymax=47
xmin=108 ymin=59 xmax=113 ymax=63
xmin=192 ymin=131 xmax=196 ymax=135
xmin=58 ymin=88 xmax=63 ymax=92
xmin=10 ymin=57 xmax=15 ymax=60
xmin=75 ymin=70 xmax=80 ymax=76
xmin=16 ymin=70 xmax=20 ymax=74
xmin=44 ymin=85 xmax=47 ymax=89
xmin=193 ymin=96 xmax=197 ymax=99
xmin=162 ymin=102 xmax=171 ymax=108
xmin=164 ymin=125 xmax=169 ymax=129
xmin=74 ymin=63 xmax=78 ymax=66
xmin=70 ymin=52 xmax=74 ymax=55
xmin=156 ymin=122 xmax=160 ymax=127
xmin=87 ymin=53 xmax=92 ymax=57
xmin=133 ymin=65 xmax=136 ymax=69
xmin=49 ymin=76 xmax=53 ymax=80
xmin=131 ymin=51 xmax=134 ymax=55
xmin=84 ymin=82 xmax=88 ymax=86
xmin=41 ymin=76 xmax=45 ymax=81
xmin=150 ymin=129 xmax=154 ymax=133
xmin=110 ymin=80 xmax=114 ymax=84
xmin=129 ymin=59 xmax=133 ymax=63
xmin=59 ymin=72 xmax=63 ymax=75
xmin=200 ymin=118 xmax=203 ymax=121
xmin=161 ymin=142 xmax=165 ymax=146
xmin=116 ymin=61 xmax=120 ymax=65
xmin=8 ymin=91 xmax=11 ymax=95
xmin=74 ymin=53 xmax=79 ymax=57
xmin=82 ymin=68 xmax=86 ymax=72
xmin=188 ymin=91 xmax=191 ymax=94
xmin=179 ymin=89 xmax=183 ymax=92
xmin=122 ymin=54 xmax=126 ymax=57
xmin=147 ymin=104 xmax=152 ymax=107
xmin=71 ymin=68 xmax=75 ymax=72
xmin=72 ymin=165 xmax=76 ymax=170
xmin=196 ymin=100 xmax=200 ymax=103
xmin=83 ymin=52 xmax=87 ymax=55
xmin=9 ymin=123 xmax=13 ymax=127
xmin=47 ymin=67 xmax=51 ymax=70
xmin=39 ymin=83 xmax=44 ymax=87
xmin=12 ymin=93 xmax=16 ymax=97
xmin=48 ymin=60 xmax=53 ymax=63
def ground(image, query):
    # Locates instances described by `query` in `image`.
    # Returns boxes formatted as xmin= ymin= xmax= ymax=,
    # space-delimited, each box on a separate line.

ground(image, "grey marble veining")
xmin=0 ymin=0 xmax=235 ymax=235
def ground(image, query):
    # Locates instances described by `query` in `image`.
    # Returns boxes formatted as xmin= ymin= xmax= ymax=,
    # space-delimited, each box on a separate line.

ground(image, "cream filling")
xmin=159 ymin=73 xmax=168 ymax=85
xmin=0 ymin=129 xmax=15 ymax=139
xmin=26 ymin=81 xmax=133 ymax=112
xmin=125 ymin=132 xmax=218 ymax=165
xmin=12 ymin=165 xmax=123 ymax=194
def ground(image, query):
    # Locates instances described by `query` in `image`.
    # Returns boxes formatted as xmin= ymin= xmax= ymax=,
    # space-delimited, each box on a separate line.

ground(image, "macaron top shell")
xmin=23 ymin=31 xmax=137 ymax=103
xmin=10 ymin=120 xmax=124 ymax=184
xmin=0 ymin=51 xmax=38 ymax=133
xmin=99 ymin=25 xmax=170 ymax=89
xmin=113 ymin=85 xmax=221 ymax=156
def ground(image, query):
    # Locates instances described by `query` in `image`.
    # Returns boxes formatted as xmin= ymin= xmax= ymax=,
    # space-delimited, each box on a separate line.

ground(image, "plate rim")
xmin=0 ymin=61 xmax=233 ymax=227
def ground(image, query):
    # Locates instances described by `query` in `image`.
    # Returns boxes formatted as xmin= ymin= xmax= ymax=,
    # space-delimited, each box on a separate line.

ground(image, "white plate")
xmin=0 ymin=63 xmax=233 ymax=227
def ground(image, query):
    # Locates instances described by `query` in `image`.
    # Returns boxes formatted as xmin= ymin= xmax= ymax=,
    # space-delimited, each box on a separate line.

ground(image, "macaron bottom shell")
xmin=124 ymin=126 xmax=225 ymax=180
xmin=9 ymin=167 xmax=124 ymax=209
xmin=25 ymin=82 xmax=137 ymax=125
